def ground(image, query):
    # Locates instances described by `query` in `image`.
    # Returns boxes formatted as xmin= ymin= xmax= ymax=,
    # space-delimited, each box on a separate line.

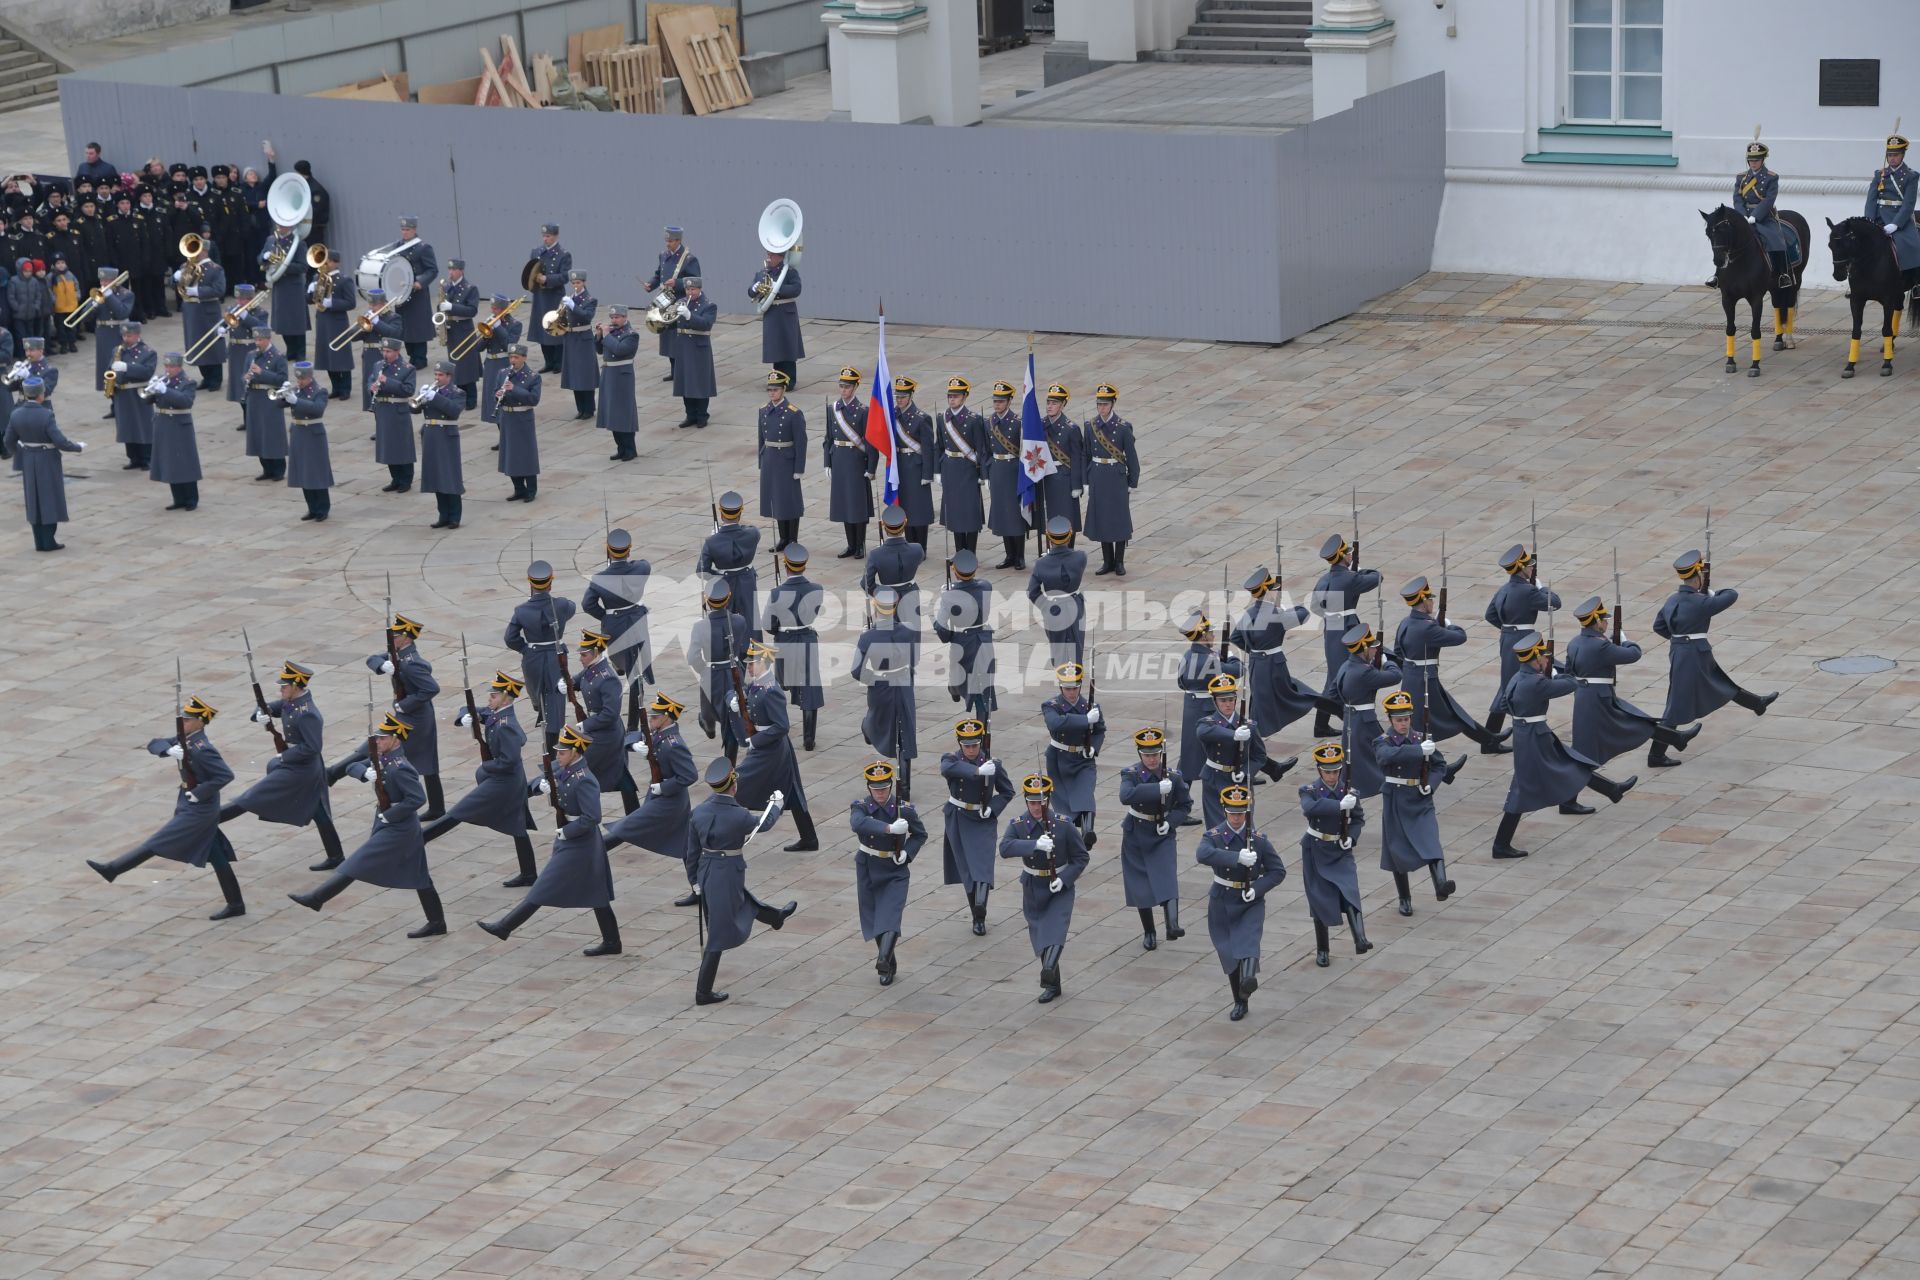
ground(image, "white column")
xmin=822 ymin=1 xmax=855 ymax=114
xmin=1056 ymin=0 xmax=1136 ymax=64
xmin=840 ymin=0 xmax=932 ymax=125
xmin=1138 ymin=0 xmax=1199 ymax=55
xmin=924 ymin=0 xmax=980 ymax=126
xmin=1304 ymin=0 xmax=1396 ymax=119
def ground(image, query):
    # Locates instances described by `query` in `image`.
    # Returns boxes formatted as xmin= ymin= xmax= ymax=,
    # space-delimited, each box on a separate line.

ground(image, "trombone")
xmin=448 ymin=295 xmax=526 ymax=359
xmin=64 ymin=269 xmax=130 ymax=328
xmin=182 ymin=291 xmax=268 ymax=364
xmin=327 ymin=297 xmax=397 ymax=353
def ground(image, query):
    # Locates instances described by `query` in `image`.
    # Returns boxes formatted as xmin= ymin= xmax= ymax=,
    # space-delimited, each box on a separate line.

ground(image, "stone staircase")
xmin=0 ymin=24 xmax=61 ymax=115
xmin=1153 ymin=0 xmax=1312 ymax=66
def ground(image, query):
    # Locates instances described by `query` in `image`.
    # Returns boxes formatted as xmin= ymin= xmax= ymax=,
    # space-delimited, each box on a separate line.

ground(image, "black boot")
xmin=971 ymin=883 xmax=990 ymax=935
xmin=1237 ymin=955 xmax=1258 ymax=998
xmin=1430 ymin=858 xmax=1455 ymax=900
xmin=1314 ymin=919 xmax=1331 ymax=967
xmin=1114 ymin=542 xmax=1127 ymax=577
xmin=875 ymin=931 xmax=898 ymax=985
xmin=1079 ymin=812 xmax=1095 ymax=849
xmin=1492 ymin=810 xmax=1528 ymax=859
xmin=1393 ymin=871 xmax=1413 ymax=916
xmin=310 ymin=817 xmax=346 ymax=871
xmin=1228 ymin=970 xmax=1247 ymax=1021
xmin=1163 ymin=898 xmax=1184 ymax=941
xmin=803 ymin=710 xmax=817 ymax=752
xmin=87 ymin=846 xmax=156 ymax=883
xmin=288 ymin=872 xmax=352 ymax=911
xmin=1558 ymin=798 xmax=1597 ymax=816
xmin=1345 ymin=905 xmax=1372 ymax=954
xmin=1139 ymin=906 xmax=1158 ymax=951
xmin=1037 ymin=944 xmax=1063 ymax=1003
xmin=584 ymin=907 xmax=622 ymax=956
xmin=420 ymin=775 xmax=446 ymax=821
xmin=620 ymin=780 xmax=640 ymax=815
xmin=1734 ymin=688 xmax=1779 ymax=715
xmin=1312 ymin=711 xmax=1336 ymax=738
xmin=674 ymin=885 xmax=701 ymax=908
xmin=1094 ymin=541 xmax=1116 ymax=575
xmin=1481 ymin=712 xmax=1512 ymax=753
xmin=756 ymin=900 xmax=798 ymax=930
xmin=210 ymin=860 xmax=246 ymax=920
xmin=478 ymin=899 xmax=538 ymax=940
xmin=783 ymin=808 xmax=820 ymax=852
xmin=695 ymin=950 xmax=728 ymax=1005
xmin=410 ymin=888 xmax=447 ymax=938
xmin=1261 ymin=755 xmax=1298 ymax=783
xmin=218 ymin=801 xmax=246 ymax=823
xmin=1591 ymin=772 xmax=1637 ymax=804
xmin=505 ymin=835 xmax=538 ymax=888
xmin=324 ymin=755 xmax=355 ymax=786
xmin=1442 ymin=754 xmax=1469 ymax=784
xmin=421 ymin=815 xmax=459 ymax=844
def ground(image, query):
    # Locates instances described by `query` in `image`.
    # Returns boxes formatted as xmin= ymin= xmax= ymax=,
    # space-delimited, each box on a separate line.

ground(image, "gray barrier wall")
xmin=57 ymin=71 xmax=1444 ymax=345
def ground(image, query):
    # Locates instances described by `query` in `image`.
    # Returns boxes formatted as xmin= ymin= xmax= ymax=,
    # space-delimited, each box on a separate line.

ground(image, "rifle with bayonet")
xmin=384 ymin=572 xmax=404 ymax=700
xmin=175 ymin=658 xmax=197 ymax=789
xmin=1612 ymin=548 xmax=1624 ymax=645
xmin=1438 ymin=532 xmax=1450 ymax=627
xmin=242 ymin=627 xmax=287 ymax=753
xmin=1703 ymin=504 xmax=1713 ymax=591
xmin=367 ymin=675 xmax=390 ymax=810
xmin=460 ymin=632 xmax=490 ymax=760
xmin=1350 ymin=485 xmax=1362 ymax=574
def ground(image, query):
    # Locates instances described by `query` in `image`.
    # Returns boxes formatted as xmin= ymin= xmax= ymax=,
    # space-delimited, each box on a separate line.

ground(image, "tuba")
xmin=542 ymin=307 xmax=568 ymax=338
xmin=754 ymin=198 xmax=802 ymax=316
xmin=261 ymin=173 xmax=312 ymax=284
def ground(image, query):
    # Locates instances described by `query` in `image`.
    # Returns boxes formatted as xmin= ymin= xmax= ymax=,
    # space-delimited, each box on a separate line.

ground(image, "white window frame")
xmin=1564 ymin=0 xmax=1664 ymax=126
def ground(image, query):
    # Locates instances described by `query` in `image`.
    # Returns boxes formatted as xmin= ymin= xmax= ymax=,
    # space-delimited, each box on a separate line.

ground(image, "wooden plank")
xmin=574 ymin=22 xmax=626 ymax=84
xmin=531 ymin=53 xmax=555 ymax=106
xmin=567 ymin=29 xmax=584 ymax=73
xmin=478 ymin=48 xmax=517 ymax=108
xmin=586 ymin=44 xmax=664 ymax=114
xmin=498 ymin=35 xmax=542 ymax=108
xmin=647 ymin=4 xmax=739 ymax=81
xmin=417 ymin=76 xmax=484 ymax=106
xmin=310 ymin=75 xmax=406 ymax=102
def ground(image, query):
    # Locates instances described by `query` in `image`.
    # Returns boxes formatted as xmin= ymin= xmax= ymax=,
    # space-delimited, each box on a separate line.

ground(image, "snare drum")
xmin=356 ymin=247 xmax=416 ymax=303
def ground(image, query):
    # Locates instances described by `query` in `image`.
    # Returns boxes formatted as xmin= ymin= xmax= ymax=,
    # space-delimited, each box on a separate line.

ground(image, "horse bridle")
xmin=1831 ymin=225 xmax=1858 ymax=281
xmin=1712 ymin=210 xmax=1751 ymax=271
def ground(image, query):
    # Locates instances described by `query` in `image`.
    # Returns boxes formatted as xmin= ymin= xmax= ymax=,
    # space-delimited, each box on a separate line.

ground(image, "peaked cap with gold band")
xmin=278 ymin=661 xmax=313 ymax=687
xmin=955 ymin=718 xmax=986 ymax=742
xmin=1383 ymin=690 xmax=1414 ymax=715
xmin=1022 ymin=774 xmax=1054 ymax=798
xmin=489 ymin=671 xmax=525 ymax=696
xmin=578 ymin=629 xmax=610 ymax=652
xmin=388 ymin=613 xmax=424 ymax=638
xmin=556 ymin=724 xmax=591 ymax=751
xmin=376 ymin=711 xmax=412 ymax=739
xmin=863 ymin=761 xmax=897 ymax=786
xmin=1574 ymin=596 xmax=1609 ymax=625
xmin=1133 ymin=726 xmax=1167 ymax=751
xmin=649 ymin=691 xmax=686 ymax=719
xmin=1220 ymin=783 xmax=1252 ymax=812
xmin=182 ymin=695 xmax=218 ymax=723
xmin=1206 ymin=673 xmax=1239 ymax=697
xmin=1312 ymin=742 xmax=1345 ymax=768
xmin=1511 ymin=630 xmax=1550 ymax=661
xmin=1672 ymin=549 xmax=1706 ymax=579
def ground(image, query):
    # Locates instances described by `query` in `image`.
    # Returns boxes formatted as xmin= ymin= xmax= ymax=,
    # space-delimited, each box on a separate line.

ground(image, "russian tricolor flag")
xmin=865 ymin=304 xmax=901 ymax=509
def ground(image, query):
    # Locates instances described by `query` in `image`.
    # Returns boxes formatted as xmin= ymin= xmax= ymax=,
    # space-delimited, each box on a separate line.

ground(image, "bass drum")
xmin=355 ymin=249 xmax=416 ymax=302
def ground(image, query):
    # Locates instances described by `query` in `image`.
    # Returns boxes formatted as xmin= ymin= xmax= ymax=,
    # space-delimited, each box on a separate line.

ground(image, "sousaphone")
xmin=754 ymin=198 xmax=803 ymax=315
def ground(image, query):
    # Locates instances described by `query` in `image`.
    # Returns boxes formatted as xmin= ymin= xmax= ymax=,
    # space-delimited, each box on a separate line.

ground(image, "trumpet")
xmin=64 ymin=269 xmax=130 ymax=328
xmin=450 ymin=296 xmax=527 ymax=359
xmin=102 ymin=370 xmax=119 ymax=402
xmin=542 ymin=307 xmax=568 ymax=338
xmin=184 ymin=291 xmax=268 ymax=363
xmin=327 ymin=298 xmax=396 ymax=352
xmin=409 ymin=382 xmax=438 ymax=408
xmin=4 ymin=359 xmax=28 ymax=386
xmin=136 ymin=373 xmax=167 ymax=401
xmin=273 ymin=380 xmax=300 ymax=404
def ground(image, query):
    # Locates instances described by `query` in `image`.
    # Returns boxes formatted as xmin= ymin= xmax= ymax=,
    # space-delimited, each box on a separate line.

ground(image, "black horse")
xmin=1702 ymin=204 xmax=1809 ymax=377
xmin=1827 ymin=215 xmax=1920 ymax=377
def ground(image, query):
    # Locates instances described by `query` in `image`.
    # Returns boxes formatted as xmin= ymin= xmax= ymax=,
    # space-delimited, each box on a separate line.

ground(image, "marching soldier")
xmin=849 ymin=761 xmax=923 ymax=985
xmin=692 ymin=577 xmax=751 ymax=758
xmin=1117 ymin=726 xmax=1191 ymax=951
xmin=356 ymin=288 xmax=400 ymax=413
xmin=1310 ymin=533 xmax=1381 ymax=737
xmin=1567 ymin=596 xmax=1699 ymax=769
xmin=1490 ymin=631 xmax=1638 ymax=860
xmin=1037 ymin=384 xmax=1082 ymax=541
xmin=1041 ymin=662 xmax=1104 ymax=848
xmin=225 ymin=285 xmax=263 ymax=431
xmin=940 ymin=717 xmax=1014 ymax=934
xmin=219 ymin=662 xmax=348 ymax=871
xmin=602 ymin=691 xmax=703 ymax=908
xmin=1300 ymin=742 xmax=1370 ymax=967
xmin=416 ymin=360 xmax=465 ymax=530
xmin=758 ymin=371 xmax=807 ymax=550
xmin=260 ymin=221 xmax=308 ymax=361
xmin=700 ymin=489 xmax=762 ymax=636
xmin=497 ymin=344 xmax=542 ymax=502
xmin=764 ymin=544 xmax=824 ymax=750
xmin=4 ymin=377 xmax=81 ymax=551
xmin=1231 ymin=567 xmax=1323 ymax=739
xmin=88 ymin=694 xmax=246 ymax=921
xmin=1195 ymin=783 xmax=1285 ymax=1021
xmin=595 ymin=304 xmax=640 ymax=461
xmin=933 ymin=549 xmax=997 ymax=724
xmin=439 ymin=258 xmax=481 ymax=409
xmin=670 ymin=276 xmax=717 ymax=429
xmin=393 ymin=216 xmax=439 ymax=368
xmin=984 ymin=381 xmax=1028 ymax=569
xmin=644 ymin=225 xmax=697 ymax=383
xmin=582 ymin=528 xmax=653 ymax=682
xmin=360 ymin=614 xmax=446 ymax=820
xmin=505 ymin=560 xmax=578 ymax=751
xmin=570 ymin=630 xmax=636 ymax=815
xmin=1651 ymin=549 xmax=1778 ymax=762
xmin=689 ymin=758 xmax=793 ymax=1006
xmin=177 ymin=239 xmax=228 ymax=391
xmin=730 ymin=640 xmax=820 ymax=851
xmin=288 ymin=712 xmax=447 ymax=939
xmin=428 ymin=671 xmax=539 ymax=889
xmin=935 ymin=376 xmax=988 ymax=554
xmin=864 ymin=504 xmax=926 ymax=645
xmin=825 ymin=366 xmax=876 ymax=557
xmin=753 ymin=246 xmax=803 ymax=389
xmin=1176 ymin=611 xmax=1242 ymax=793
xmin=1375 ymin=691 xmax=1461 ymax=918
xmin=1333 ymin=623 xmax=1401 ymax=801
xmin=479 ymin=294 xmax=524 ymax=433
xmin=369 ymin=336 xmax=417 ymax=493
xmin=1082 ymin=384 xmax=1139 ymax=576
xmin=1395 ymin=576 xmax=1507 ymax=750
xmin=1867 ymin=133 xmax=1920 ymax=293
xmin=999 ymin=774 xmax=1089 ymax=1004
xmin=855 ymin=587 xmax=919 ymax=798
xmin=284 ymin=361 xmax=333 ymax=523
xmin=147 ymin=353 xmax=202 ymax=513
xmin=1482 ymin=544 xmax=1559 ymax=745
xmin=479 ymin=724 xmax=622 ymax=957
xmin=91 ymin=266 xmax=135 ymax=403
xmin=109 ymin=319 xmax=156 ymax=469
xmin=558 ymin=269 xmax=597 ymax=419
xmin=242 ymin=328 xmax=288 ymax=481
xmin=1196 ymin=674 xmax=1293 ymax=829
xmin=529 ymin=223 xmax=571 ymax=374
xmin=890 ymin=376 xmax=938 ymax=547
xmin=1027 ymin=516 xmax=1087 ymax=666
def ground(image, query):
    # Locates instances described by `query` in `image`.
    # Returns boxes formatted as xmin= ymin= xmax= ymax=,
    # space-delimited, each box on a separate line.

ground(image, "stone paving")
xmin=4 ymin=272 xmax=1920 ymax=1280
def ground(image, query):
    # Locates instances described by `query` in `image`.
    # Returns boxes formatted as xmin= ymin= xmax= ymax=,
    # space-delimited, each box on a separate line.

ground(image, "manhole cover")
xmin=1817 ymin=655 xmax=1896 ymax=675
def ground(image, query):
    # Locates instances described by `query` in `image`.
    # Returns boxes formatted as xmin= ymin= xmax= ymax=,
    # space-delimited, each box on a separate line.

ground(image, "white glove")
xmin=251 ymin=708 xmax=276 ymax=723
xmin=1158 ymin=778 xmax=1173 ymax=797
xmin=1049 ymin=876 xmax=1064 ymax=893
xmin=260 ymin=718 xmax=279 ymax=735
xmin=1887 ymin=224 xmax=1898 ymax=236
xmin=1339 ymin=792 xmax=1358 ymax=811
xmin=887 ymin=817 xmax=909 ymax=835
xmin=1238 ymin=846 xmax=1257 ymax=868
xmin=1232 ymin=770 xmax=1246 ymax=783
xmin=727 ymin=694 xmax=739 ymax=713
xmin=1233 ymin=724 xmax=1251 ymax=742
xmin=533 ymin=778 xmax=550 ymax=795
xmin=1035 ymin=833 xmax=1054 ymax=853
xmin=377 ymin=659 xmax=394 ymax=675
xmin=648 ymin=783 xmax=662 ymax=796
xmin=1443 ymin=618 xmax=1452 ymax=628
xmin=977 ymin=760 xmax=996 ymax=777
xmin=561 ymin=295 xmax=575 ymax=310
xmin=76 ymin=442 xmax=87 ymax=452
xmin=1420 ymin=739 xmax=1436 ymax=757
xmin=769 ymin=789 xmax=784 ymax=809
xmin=1745 ymin=215 xmax=1756 ymax=224
xmin=184 ymin=792 xmax=199 ymax=804
xmin=556 ymin=679 xmax=569 ymax=694
xmin=1085 ymin=706 xmax=1101 ymax=725
xmin=112 ymin=360 xmax=127 ymax=373
xmin=1156 ymin=820 xmax=1170 ymax=836
xmin=165 ymin=743 xmax=184 ymax=759
xmin=1072 ymin=488 xmax=1083 ymax=499
xmin=1242 ymin=886 xmax=1256 ymax=904
xmin=454 ymin=708 xmax=472 ymax=727
xmin=171 ymin=269 xmax=182 ymax=283
xmin=358 ymin=770 xmax=375 ymax=785
xmin=893 ymin=848 xmax=909 ymax=865
xmin=628 ymin=740 xmax=649 ymax=757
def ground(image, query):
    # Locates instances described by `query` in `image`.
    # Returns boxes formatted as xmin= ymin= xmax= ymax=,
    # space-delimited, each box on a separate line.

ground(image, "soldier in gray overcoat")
xmin=289 ymin=712 xmax=447 ymax=938
xmin=889 ymin=376 xmax=937 ymax=546
xmin=1309 ymin=532 xmax=1382 ymax=737
xmin=757 ymin=372 xmax=807 ymax=548
xmin=359 ymin=613 xmax=444 ymax=817
xmin=415 ymin=360 xmax=464 ymax=530
xmin=1081 ymin=383 xmax=1139 ymax=576
xmin=495 ymin=345 xmax=542 ymax=501
xmin=1037 ymin=384 xmax=1082 ymax=539
xmin=699 ymin=491 xmax=762 ymax=635
xmin=310 ymin=249 xmax=355 ymax=398
xmin=529 ymin=223 xmax=572 ymax=374
xmin=645 ymin=226 xmax=698 ymax=380
xmin=285 ymin=362 xmax=333 ymax=522
xmin=863 ymin=505 xmax=925 ymax=647
xmin=671 ymin=278 xmax=717 ymax=428
xmin=479 ymin=724 xmax=622 ymax=957
xmin=1333 ymin=623 xmax=1402 ymax=800
xmin=753 ymin=251 xmax=803 ymax=388
xmin=1374 ymin=692 xmax=1462 ymax=918
xmin=146 ymin=354 xmax=202 ymax=512
xmin=1300 ymin=741 xmax=1369 ymax=967
xmin=1196 ymin=674 xmax=1291 ymax=829
xmin=177 ymin=244 xmax=227 ymax=391
xmin=440 ymin=259 xmax=481 ymax=406
xmin=356 ymin=289 xmax=399 ymax=412
xmin=369 ymin=336 xmax=417 ymax=493
xmin=1565 ymin=596 xmax=1699 ymax=768
xmin=849 ymin=760 xmax=924 ymax=985
xmin=226 ymin=287 xmax=263 ymax=427
xmin=731 ymin=640 xmax=818 ymax=851
xmin=504 ymin=560 xmax=577 ymax=752
xmin=1117 ymin=726 xmax=1191 ymax=950
xmin=690 ymin=758 xmax=793 ymax=1006
xmin=109 ymin=319 xmax=156 ymax=468
xmin=1195 ymin=783 xmax=1286 ymax=1020
xmin=1027 ymin=517 xmax=1087 ymax=666
xmin=478 ymin=296 xmax=523 ymax=429
xmin=690 ymin=578 xmax=752 ymax=760
xmin=855 ymin=588 xmax=919 ymax=798
xmin=1481 ymin=543 xmax=1559 ymax=742
xmin=939 ymin=717 xmax=1013 ymax=934
xmin=935 ymin=377 xmax=988 ymax=553
xmin=602 ymin=691 xmax=702 ymax=906
xmin=558 ymin=270 xmax=597 ymax=418
xmin=3 ymin=378 xmax=82 ymax=551
xmin=392 ymin=217 xmax=438 ymax=368
xmin=595 ymin=305 xmax=640 ymax=461
xmin=1867 ymin=134 xmax=1920 ymax=291
xmin=933 ymin=550 xmax=996 ymax=722
xmin=1395 ymin=576 xmax=1507 ymax=749
xmin=218 ymin=661 xmax=348 ymax=870
xmin=983 ymin=381 xmax=1028 ymax=569
xmin=242 ymin=330 xmax=288 ymax=480
xmin=1177 ymin=612 xmax=1242 ymax=794
xmin=427 ymin=671 xmax=538 ymax=888
xmin=1651 ymin=550 xmax=1778 ymax=763
xmin=1735 ymin=142 xmax=1795 ymax=287
xmin=571 ymin=630 xmax=636 ymax=815
xmin=1041 ymin=662 xmax=1105 ymax=848
xmin=582 ymin=528 xmax=652 ymax=681
xmin=87 ymin=695 xmax=246 ymax=920
xmin=1231 ymin=567 xmax=1322 ymax=738
xmin=91 ymin=269 xmax=135 ymax=392
xmin=1489 ymin=631 xmax=1637 ymax=860
xmin=764 ymin=545 xmax=824 ymax=747
xmin=999 ymin=774 xmax=1090 ymax=1004
xmin=825 ymin=367 xmax=876 ymax=557
xmin=259 ymin=223 xmax=309 ymax=361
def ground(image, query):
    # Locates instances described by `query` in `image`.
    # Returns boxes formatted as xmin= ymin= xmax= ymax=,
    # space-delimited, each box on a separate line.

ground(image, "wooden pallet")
xmin=584 ymin=44 xmax=664 ymax=114
xmin=646 ymin=4 xmax=739 ymax=81
xmin=568 ymin=23 xmax=626 ymax=81
xmin=659 ymin=7 xmax=750 ymax=115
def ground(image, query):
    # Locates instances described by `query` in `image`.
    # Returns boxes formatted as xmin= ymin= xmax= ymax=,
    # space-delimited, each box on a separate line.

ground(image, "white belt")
xmin=1404 ymin=658 xmax=1438 ymax=667
xmin=1041 ymin=589 xmax=1077 ymax=599
xmin=1575 ymin=677 xmax=1613 ymax=685
xmin=602 ymin=358 xmax=632 ymax=367
xmin=1090 ymin=457 xmax=1123 ymax=465
xmin=1346 ymin=703 xmax=1374 ymax=712
xmin=1383 ymin=776 xmax=1423 ymax=787
xmin=859 ymin=845 xmax=900 ymax=859
xmin=1879 ymin=199 xmax=1902 ymax=206
xmin=1252 ymin=644 xmax=1286 ymax=655
xmin=945 ymin=797 xmax=988 ymax=814
xmin=155 ymin=410 xmax=190 ymax=418
xmin=879 ymin=579 xmax=914 ymax=589
xmin=98 ymin=320 xmax=125 ymax=327
xmin=12 ymin=440 xmax=53 ymax=449
xmin=1514 ymin=715 xmax=1546 ymax=723
xmin=1189 ymin=691 xmax=1213 ymax=700
xmin=603 ymin=602 xmax=644 ymax=614
xmin=1213 ymin=874 xmax=1254 ymax=889
xmin=1305 ymin=828 xmax=1340 ymax=842
xmin=1126 ymin=807 xmax=1167 ymax=822
xmin=1204 ymin=759 xmax=1238 ymax=772
xmin=375 ymin=394 xmax=411 ymax=403
xmin=1673 ymin=633 xmax=1708 ymax=640
xmin=763 ymin=440 xmax=793 ymax=448
xmin=291 ymin=414 xmax=324 ymax=422
xmin=526 ymin=641 xmax=559 ymax=649
xmin=1050 ymin=738 xmax=1092 ymax=754
xmin=1324 ymin=609 xmax=1357 ymax=618
xmin=1022 ymin=866 xmax=1057 ymax=879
